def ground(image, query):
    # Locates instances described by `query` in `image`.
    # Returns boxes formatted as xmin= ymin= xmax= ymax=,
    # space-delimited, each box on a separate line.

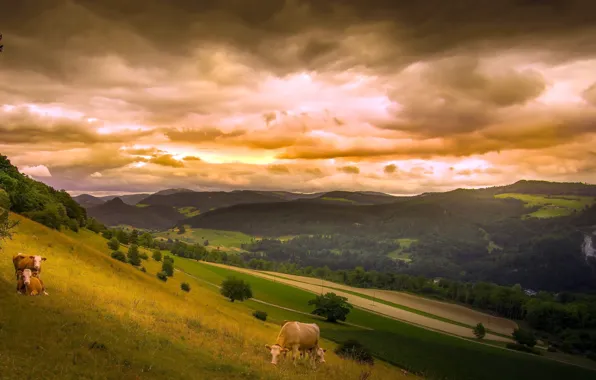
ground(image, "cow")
xmin=13 ymin=253 xmax=46 ymax=277
xmin=265 ymin=321 xmax=323 ymax=367
xmin=13 ymin=254 xmax=47 ymax=290
xmin=20 ymin=269 xmax=48 ymax=296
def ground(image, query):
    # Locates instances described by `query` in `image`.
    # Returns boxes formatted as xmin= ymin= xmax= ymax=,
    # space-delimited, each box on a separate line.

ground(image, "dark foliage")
xmin=506 ymin=343 xmax=542 ymax=355
xmin=107 ymin=237 xmax=120 ymax=251
xmin=335 ymin=339 xmax=374 ymax=365
xmin=220 ymin=276 xmax=252 ymax=302
xmin=512 ymin=328 xmax=537 ymax=347
xmin=162 ymin=257 xmax=174 ymax=277
xmin=157 ymin=271 xmax=168 ymax=282
xmin=180 ymin=282 xmax=191 ymax=292
xmin=152 ymin=249 xmax=162 ymax=261
xmin=0 ymin=155 xmax=87 ymax=230
xmin=253 ymin=310 xmax=267 ymax=321
xmin=127 ymin=244 xmax=141 ymax=266
xmin=86 ymin=197 xmax=185 ymax=230
xmin=308 ymin=292 xmax=353 ymax=322
xmin=111 ymin=251 xmax=127 ymax=263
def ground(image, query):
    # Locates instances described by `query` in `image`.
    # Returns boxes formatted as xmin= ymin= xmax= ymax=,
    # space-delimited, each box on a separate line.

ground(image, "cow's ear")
xmin=323 ymin=349 xmax=327 ymax=352
xmin=281 ymin=348 xmax=289 ymax=352
xmin=265 ymin=345 xmax=271 ymax=350
xmin=29 ymin=256 xmax=35 ymax=259
xmin=41 ymin=257 xmax=47 ymax=261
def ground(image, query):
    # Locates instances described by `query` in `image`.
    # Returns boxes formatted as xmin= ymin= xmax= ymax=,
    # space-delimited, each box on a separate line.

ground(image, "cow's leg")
xmin=291 ymin=344 xmax=300 ymax=366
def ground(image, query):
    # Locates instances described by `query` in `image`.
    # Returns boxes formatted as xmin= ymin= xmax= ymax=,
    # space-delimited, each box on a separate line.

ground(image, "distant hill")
xmin=86 ymin=197 xmax=185 ymax=230
xmin=152 ymin=188 xmax=195 ymax=196
xmin=307 ymin=190 xmax=407 ymax=205
xmin=98 ymin=193 xmax=152 ymax=205
xmin=72 ymin=193 xmax=105 ymax=208
xmin=141 ymin=190 xmax=294 ymax=211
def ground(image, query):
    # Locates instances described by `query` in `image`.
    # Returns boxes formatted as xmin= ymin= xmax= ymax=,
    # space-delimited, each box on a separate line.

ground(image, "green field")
xmin=176 ymin=206 xmax=201 ymax=217
xmin=154 ymin=226 xmax=256 ymax=251
xmin=1 ymin=214 xmax=406 ymax=380
xmin=495 ymin=193 xmax=595 ymax=219
xmin=176 ymin=260 xmax=596 ymax=380
xmin=387 ymin=238 xmax=417 ymax=262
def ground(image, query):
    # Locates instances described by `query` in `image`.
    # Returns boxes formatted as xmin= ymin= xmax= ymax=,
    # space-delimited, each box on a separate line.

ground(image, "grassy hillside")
xmin=495 ymin=193 xmax=595 ymax=218
xmin=0 ymin=214 xmax=407 ymax=380
xmin=155 ymin=226 xmax=255 ymax=252
xmin=175 ymin=260 xmax=596 ymax=380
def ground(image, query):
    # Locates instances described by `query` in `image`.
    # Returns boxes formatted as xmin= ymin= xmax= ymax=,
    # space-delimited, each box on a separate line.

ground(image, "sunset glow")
xmin=1 ymin=1 xmax=595 ymax=195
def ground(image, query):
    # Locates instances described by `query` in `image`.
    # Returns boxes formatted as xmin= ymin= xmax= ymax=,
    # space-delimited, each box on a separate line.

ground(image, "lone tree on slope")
xmin=473 ymin=323 xmax=486 ymax=339
xmin=220 ymin=276 xmax=252 ymax=302
xmin=308 ymin=292 xmax=353 ymax=323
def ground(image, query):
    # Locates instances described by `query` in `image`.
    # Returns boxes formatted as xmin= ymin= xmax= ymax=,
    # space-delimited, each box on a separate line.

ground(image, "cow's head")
xmin=22 ymin=269 xmax=33 ymax=285
xmin=314 ymin=347 xmax=327 ymax=363
xmin=265 ymin=344 xmax=288 ymax=365
xmin=29 ymin=255 xmax=46 ymax=270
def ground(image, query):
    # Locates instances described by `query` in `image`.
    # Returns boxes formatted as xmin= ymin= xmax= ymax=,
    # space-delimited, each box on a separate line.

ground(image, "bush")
xmin=162 ymin=258 xmax=174 ymax=277
xmin=152 ymin=249 xmax=162 ymax=262
xmin=473 ymin=323 xmax=486 ymax=339
xmin=253 ymin=310 xmax=267 ymax=321
xmin=220 ymin=276 xmax=252 ymax=302
xmin=140 ymin=266 xmax=146 ymax=273
xmin=157 ymin=271 xmax=168 ymax=282
xmin=107 ymin=237 xmax=120 ymax=251
xmin=139 ymin=252 xmax=149 ymax=260
xmin=506 ymin=343 xmax=542 ymax=355
xmin=512 ymin=328 xmax=537 ymax=348
xmin=111 ymin=251 xmax=127 ymax=262
xmin=180 ymin=282 xmax=191 ymax=292
xmin=547 ymin=346 xmax=557 ymax=352
xmin=127 ymin=244 xmax=141 ymax=266
xmin=335 ymin=339 xmax=374 ymax=365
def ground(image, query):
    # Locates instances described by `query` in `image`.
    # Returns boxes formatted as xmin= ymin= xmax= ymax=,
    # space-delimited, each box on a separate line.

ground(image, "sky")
xmin=1 ymin=0 xmax=596 ymax=196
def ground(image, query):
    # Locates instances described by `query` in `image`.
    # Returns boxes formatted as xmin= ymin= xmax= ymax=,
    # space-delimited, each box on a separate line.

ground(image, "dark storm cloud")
xmin=3 ymin=0 xmax=595 ymax=78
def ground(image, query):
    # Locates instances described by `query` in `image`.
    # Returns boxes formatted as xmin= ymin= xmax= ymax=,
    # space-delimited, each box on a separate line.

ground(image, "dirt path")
xmin=201 ymin=262 xmax=513 ymax=343
xmin=260 ymin=271 xmax=518 ymax=336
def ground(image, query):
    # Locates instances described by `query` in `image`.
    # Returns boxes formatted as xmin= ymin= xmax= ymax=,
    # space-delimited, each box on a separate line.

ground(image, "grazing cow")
xmin=20 ymin=269 xmax=48 ymax=296
xmin=265 ymin=321 xmax=323 ymax=367
xmin=13 ymin=253 xmax=46 ymax=277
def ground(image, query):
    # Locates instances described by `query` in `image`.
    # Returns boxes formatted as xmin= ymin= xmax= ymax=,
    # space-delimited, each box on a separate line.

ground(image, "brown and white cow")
xmin=20 ymin=269 xmax=48 ymax=296
xmin=13 ymin=254 xmax=47 ymax=292
xmin=265 ymin=321 xmax=324 ymax=367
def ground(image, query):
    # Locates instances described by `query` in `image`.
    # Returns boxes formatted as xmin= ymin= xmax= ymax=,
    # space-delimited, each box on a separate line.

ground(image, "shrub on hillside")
xmin=181 ymin=282 xmax=191 ymax=292
xmin=139 ymin=252 xmax=149 ymax=260
xmin=152 ymin=249 xmax=162 ymax=261
xmin=162 ymin=258 xmax=174 ymax=277
xmin=253 ymin=310 xmax=267 ymax=321
xmin=506 ymin=343 xmax=542 ymax=355
xmin=111 ymin=251 xmax=127 ymax=262
xmin=335 ymin=339 xmax=374 ymax=365
xmin=140 ymin=266 xmax=146 ymax=273
xmin=512 ymin=328 xmax=537 ymax=348
xmin=107 ymin=237 xmax=120 ymax=251
xmin=220 ymin=276 xmax=252 ymax=302
xmin=127 ymin=244 xmax=141 ymax=266
xmin=157 ymin=271 xmax=168 ymax=282
xmin=473 ymin=323 xmax=486 ymax=339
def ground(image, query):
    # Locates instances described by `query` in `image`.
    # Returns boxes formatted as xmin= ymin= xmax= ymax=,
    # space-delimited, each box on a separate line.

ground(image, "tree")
xmin=127 ymin=244 xmax=141 ymax=266
xmin=0 ymin=206 xmax=18 ymax=244
xmin=152 ymin=249 xmax=162 ymax=261
xmin=308 ymin=292 xmax=353 ymax=322
xmin=178 ymin=225 xmax=186 ymax=234
xmin=473 ymin=323 xmax=486 ymax=339
xmin=162 ymin=257 xmax=174 ymax=277
xmin=111 ymin=251 xmax=127 ymax=262
xmin=107 ymin=237 xmax=120 ymax=251
xmin=157 ymin=271 xmax=168 ymax=282
xmin=220 ymin=276 xmax=252 ymax=302
xmin=130 ymin=229 xmax=139 ymax=245
xmin=139 ymin=232 xmax=154 ymax=248
xmin=512 ymin=328 xmax=537 ymax=347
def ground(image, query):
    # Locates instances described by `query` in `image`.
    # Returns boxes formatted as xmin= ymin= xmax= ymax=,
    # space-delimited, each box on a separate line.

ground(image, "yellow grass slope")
xmin=0 ymin=214 xmax=411 ymax=380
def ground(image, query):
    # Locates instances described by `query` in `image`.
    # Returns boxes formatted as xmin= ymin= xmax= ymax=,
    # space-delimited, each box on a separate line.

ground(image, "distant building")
xmin=433 ymin=278 xmax=441 ymax=284
xmin=524 ymin=289 xmax=537 ymax=297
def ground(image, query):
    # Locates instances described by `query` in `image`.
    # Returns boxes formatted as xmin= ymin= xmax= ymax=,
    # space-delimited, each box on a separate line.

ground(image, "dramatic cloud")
xmin=2 ymin=0 xmax=596 ymax=194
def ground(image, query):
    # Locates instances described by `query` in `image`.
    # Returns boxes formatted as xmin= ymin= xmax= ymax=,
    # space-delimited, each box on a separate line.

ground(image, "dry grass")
xmin=0 ymin=214 xmax=411 ymax=380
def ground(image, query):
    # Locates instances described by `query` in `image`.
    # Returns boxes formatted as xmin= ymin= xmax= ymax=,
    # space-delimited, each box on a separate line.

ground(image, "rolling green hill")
xmin=0 ymin=214 xmax=407 ymax=380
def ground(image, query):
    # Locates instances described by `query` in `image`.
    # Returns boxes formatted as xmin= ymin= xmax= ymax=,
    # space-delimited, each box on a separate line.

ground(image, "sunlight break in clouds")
xmin=1 ymin=0 xmax=596 ymax=195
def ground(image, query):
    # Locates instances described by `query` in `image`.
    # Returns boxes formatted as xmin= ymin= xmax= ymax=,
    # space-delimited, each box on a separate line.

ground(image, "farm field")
xmin=495 ymin=193 xmax=595 ymax=218
xmin=176 ymin=259 xmax=596 ymax=380
xmin=259 ymin=270 xmax=518 ymax=336
xmin=200 ymin=261 xmax=512 ymax=341
xmin=154 ymin=226 xmax=255 ymax=251
xmin=0 ymin=214 xmax=406 ymax=380
xmin=387 ymin=238 xmax=417 ymax=262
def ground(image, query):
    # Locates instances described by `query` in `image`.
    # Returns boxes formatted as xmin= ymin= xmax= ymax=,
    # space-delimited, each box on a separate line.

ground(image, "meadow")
xmin=154 ymin=226 xmax=255 ymax=251
xmin=176 ymin=259 xmax=596 ymax=380
xmin=0 ymin=214 xmax=407 ymax=380
xmin=495 ymin=193 xmax=595 ymax=218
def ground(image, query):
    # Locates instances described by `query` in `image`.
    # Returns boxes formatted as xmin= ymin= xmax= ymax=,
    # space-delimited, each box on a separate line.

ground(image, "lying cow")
xmin=265 ymin=321 xmax=326 ymax=367
xmin=13 ymin=254 xmax=46 ymax=291
xmin=19 ymin=269 xmax=48 ymax=296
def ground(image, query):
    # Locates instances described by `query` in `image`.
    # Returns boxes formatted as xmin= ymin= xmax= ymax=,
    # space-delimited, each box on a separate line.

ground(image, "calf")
xmin=20 ymin=269 xmax=48 ymax=296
